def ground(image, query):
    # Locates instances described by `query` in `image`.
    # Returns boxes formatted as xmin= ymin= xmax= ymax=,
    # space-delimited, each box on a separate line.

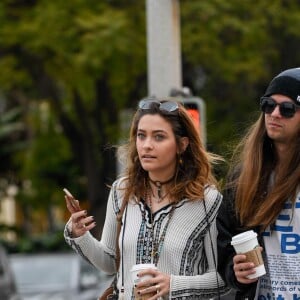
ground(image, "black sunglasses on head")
xmin=260 ymin=97 xmax=300 ymax=118
xmin=138 ymin=98 xmax=179 ymax=113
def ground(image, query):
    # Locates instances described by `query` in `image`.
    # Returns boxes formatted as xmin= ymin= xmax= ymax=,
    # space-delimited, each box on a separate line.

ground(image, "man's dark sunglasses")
xmin=138 ymin=98 xmax=179 ymax=112
xmin=260 ymin=97 xmax=300 ymax=118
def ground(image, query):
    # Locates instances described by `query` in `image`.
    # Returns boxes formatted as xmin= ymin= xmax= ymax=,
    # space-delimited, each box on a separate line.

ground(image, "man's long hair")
xmin=230 ymin=115 xmax=300 ymax=230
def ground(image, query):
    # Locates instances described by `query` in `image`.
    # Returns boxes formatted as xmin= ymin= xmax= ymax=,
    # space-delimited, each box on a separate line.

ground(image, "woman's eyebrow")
xmin=137 ymin=128 xmax=166 ymax=133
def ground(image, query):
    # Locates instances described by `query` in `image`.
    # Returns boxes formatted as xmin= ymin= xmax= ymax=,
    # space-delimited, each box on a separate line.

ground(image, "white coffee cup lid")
xmin=231 ymin=230 xmax=257 ymax=246
xmin=130 ymin=263 xmax=156 ymax=272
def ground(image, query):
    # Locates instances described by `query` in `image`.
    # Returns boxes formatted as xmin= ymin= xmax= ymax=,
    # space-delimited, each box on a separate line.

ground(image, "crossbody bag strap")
xmin=203 ymin=199 xmax=220 ymax=300
xmin=114 ymin=184 xmax=128 ymax=271
xmin=115 ymin=204 xmax=126 ymax=270
xmin=112 ymin=183 xmax=128 ymax=299
xmin=98 ymin=185 xmax=127 ymax=300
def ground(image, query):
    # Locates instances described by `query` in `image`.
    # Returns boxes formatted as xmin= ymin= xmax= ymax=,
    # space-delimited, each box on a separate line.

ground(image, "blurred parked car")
xmin=0 ymin=244 xmax=21 ymax=300
xmin=9 ymin=252 xmax=113 ymax=300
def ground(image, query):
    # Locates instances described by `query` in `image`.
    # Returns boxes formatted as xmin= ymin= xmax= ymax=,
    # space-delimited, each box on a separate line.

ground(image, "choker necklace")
xmin=148 ymin=175 xmax=174 ymax=202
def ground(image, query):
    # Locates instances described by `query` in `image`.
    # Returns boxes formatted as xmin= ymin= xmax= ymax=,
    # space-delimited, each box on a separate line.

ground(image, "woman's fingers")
xmin=65 ymin=195 xmax=81 ymax=212
xmin=71 ymin=211 xmax=96 ymax=236
xmin=136 ymin=270 xmax=170 ymax=299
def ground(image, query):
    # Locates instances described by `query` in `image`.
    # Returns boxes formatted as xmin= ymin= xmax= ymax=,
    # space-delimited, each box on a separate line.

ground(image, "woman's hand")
xmin=135 ymin=267 xmax=170 ymax=300
xmin=233 ymin=252 xmax=259 ymax=284
xmin=65 ymin=194 xmax=96 ymax=238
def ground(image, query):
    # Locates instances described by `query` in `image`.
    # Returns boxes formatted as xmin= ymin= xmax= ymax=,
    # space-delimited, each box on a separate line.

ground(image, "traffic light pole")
xmin=145 ymin=1 xmax=206 ymax=145
xmin=146 ymin=0 xmax=182 ymax=97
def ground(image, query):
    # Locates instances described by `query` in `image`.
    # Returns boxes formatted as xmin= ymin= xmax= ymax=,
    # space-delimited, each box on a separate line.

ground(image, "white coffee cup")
xmin=231 ymin=230 xmax=266 ymax=279
xmin=130 ymin=263 xmax=157 ymax=300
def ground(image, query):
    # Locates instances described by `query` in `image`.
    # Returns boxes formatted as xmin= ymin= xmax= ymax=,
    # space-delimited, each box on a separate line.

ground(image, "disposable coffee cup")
xmin=130 ymin=263 xmax=157 ymax=300
xmin=231 ymin=230 xmax=266 ymax=279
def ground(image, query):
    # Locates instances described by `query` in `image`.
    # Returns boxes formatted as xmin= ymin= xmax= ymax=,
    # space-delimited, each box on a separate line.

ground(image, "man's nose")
xmin=271 ymin=104 xmax=281 ymax=117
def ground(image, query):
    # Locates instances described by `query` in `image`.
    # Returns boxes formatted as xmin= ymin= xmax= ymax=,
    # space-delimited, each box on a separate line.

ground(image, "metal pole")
xmin=146 ymin=0 xmax=182 ymax=97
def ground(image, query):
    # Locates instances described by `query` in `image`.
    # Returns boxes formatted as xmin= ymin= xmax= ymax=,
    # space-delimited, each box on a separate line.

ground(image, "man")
xmin=217 ymin=67 xmax=300 ymax=299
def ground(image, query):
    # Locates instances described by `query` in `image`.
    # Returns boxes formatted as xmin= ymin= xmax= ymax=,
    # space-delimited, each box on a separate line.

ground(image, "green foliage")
xmin=15 ymin=101 xmax=78 ymax=208
xmin=0 ymin=0 xmax=147 ymax=242
xmin=181 ymin=0 xmax=300 ymax=157
xmin=0 ymin=107 xmax=24 ymax=146
xmin=0 ymin=0 xmax=146 ymax=106
xmin=0 ymin=96 xmax=26 ymax=180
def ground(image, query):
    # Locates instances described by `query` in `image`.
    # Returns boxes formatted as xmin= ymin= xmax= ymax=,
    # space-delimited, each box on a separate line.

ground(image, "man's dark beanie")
xmin=263 ymin=67 xmax=300 ymax=104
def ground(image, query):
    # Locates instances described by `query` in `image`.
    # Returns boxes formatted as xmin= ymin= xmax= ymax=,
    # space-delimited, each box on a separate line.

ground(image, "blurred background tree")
xmin=0 ymin=0 xmax=300 ymax=250
xmin=0 ymin=0 xmax=147 ymax=244
xmin=181 ymin=0 xmax=300 ymax=153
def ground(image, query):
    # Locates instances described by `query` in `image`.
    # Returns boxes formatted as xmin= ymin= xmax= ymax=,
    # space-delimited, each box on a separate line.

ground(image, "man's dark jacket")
xmin=217 ymin=183 xmax=264 ymax=300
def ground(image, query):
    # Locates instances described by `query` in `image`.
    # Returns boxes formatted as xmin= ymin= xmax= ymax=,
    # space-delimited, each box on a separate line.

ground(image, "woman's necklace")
xmin=148 ymin=175 xmax=174 ymax=203
xmin=147 ymin=186 xmax=175 ymax=265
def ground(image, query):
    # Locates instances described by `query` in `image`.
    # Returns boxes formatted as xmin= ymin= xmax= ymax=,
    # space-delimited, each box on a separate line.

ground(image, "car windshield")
xmin=10 ymin=253 xmax=77 ymax=291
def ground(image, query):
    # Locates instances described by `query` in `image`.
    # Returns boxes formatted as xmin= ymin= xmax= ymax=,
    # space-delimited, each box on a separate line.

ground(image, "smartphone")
xmin=63 ymin=188 xmax=81 ymax=211
xmin=63 ymin=188 xmax=74 ymax=198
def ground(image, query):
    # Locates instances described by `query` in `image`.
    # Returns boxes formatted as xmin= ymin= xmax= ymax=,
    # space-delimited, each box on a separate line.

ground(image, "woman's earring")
xmin=179 ymin=155 xmax=183 ymax=165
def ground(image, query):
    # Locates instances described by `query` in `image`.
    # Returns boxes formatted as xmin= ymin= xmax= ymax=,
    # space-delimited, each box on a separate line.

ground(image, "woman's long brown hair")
xmin=117 ymin=99 xmax=223 ymax=204
xmin=231 ymin=115 xmax=300 ymax=230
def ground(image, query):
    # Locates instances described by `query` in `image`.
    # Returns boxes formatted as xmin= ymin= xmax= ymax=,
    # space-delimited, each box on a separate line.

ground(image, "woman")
xmin=64 ymin=97 xmax=227 ymax=299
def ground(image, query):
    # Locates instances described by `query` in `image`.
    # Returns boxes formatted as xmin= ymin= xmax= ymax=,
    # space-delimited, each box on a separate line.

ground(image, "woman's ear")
xmin=179 ymin=137 xmax=189 ymax=153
